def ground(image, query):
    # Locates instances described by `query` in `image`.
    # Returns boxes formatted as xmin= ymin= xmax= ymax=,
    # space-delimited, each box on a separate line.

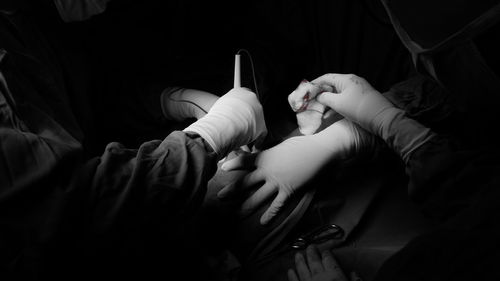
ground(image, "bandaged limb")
xmin=218 ymin=118 xmax=377 ymax=225
xmin=314 ymin=73 xmax=436 ymax=163
xmin=288 ymin=80 xmax=335 ymax=135
xmin=183 ymin=87 xmax=267 ymax=158
xmin=160 ymin=87 xmax=219 ymax=121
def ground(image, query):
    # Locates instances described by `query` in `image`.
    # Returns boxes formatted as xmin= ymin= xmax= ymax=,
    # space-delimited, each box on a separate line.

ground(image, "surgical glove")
xmin=183 ymin=87 xmax=267 ymax=158
xmin=288 ymin=80 xmax=335 ymax=135
xmin=288 ymin=245 xmax=354 ymax=281
xmin=161 ymin=88 xmax=219 ymax=121
xmin=218 ymin=118 xmax=377 ymax=225
xmin=314 ymin=74 xmax=435 ymax=163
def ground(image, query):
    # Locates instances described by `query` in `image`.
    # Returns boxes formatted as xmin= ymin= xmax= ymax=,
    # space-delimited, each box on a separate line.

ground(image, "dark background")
xmin=51 ymin=0 xmax=412 ymax=153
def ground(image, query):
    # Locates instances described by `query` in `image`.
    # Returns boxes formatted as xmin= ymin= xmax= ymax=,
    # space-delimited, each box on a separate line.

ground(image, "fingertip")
xmin=260 ymin=213 xmax=271 ymax=225
xmin=306 ymin=243 xmax=318 ymax=252
xmin=287 ymin=269 xmax=299 ymax=281
xmin=295 ymin=251 xmax=304 ymax=262
xmin=260 ymin=209 xmax=275 ymax=225
xmin=260 ymin=203 xmax=283 ymax=225
xmin=220 ymin=163 xmax=229 ymax=171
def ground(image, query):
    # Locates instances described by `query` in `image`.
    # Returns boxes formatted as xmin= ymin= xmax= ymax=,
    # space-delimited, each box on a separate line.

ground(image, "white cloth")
xmin=288 ymin=80 xmax=334 ymax=135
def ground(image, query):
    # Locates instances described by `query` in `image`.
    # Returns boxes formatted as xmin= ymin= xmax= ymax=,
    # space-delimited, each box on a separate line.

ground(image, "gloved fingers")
xmin=310 ymin=73 xmax=356 ymax=93
xmin=306 ymin=244 xmax=324 ymax=275
xmin=320 ymin=248 xmax=337 ymax=271
xmin=239 ymin=181 xmax=277 ymax=218
xmin=288 ymin=80 xmax=326 ymax=112
xmin=294 ymin=252 xmax=312 ymax=281
xmin=287 ymin=269 xmax=300 ymax=281
xmin=316 ymin=91 xmax=342 ymax=114
xmin=220 ymin=152 xmax=257 ymax=171
xmin=217 ymin=169 xmax=264 ymax=199
xmin=260 ymin=190 xmax=289 ymax=225
xmin=321 ymin=249 xmax=347 ymax=280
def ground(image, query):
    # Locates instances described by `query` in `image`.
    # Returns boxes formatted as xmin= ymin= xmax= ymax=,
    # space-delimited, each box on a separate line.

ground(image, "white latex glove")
xmin=288 ymin=80 xmax=335 ymax=135
xmin=217 ymin=118 xmax=377 ymax=225
xmin=183 ymin=87 xmax=267 ymax=158
xmin=160 ymin=88 xmax=219 ymax=121
xmin=313 ymin=73 xmax=435 ymax=163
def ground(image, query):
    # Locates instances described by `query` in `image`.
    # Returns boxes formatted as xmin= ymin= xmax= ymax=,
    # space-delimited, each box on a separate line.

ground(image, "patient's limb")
xmin=218 ymin=118 xmax=378 ymax=225
xmin=161 ymin=87 xmax=220 ymax=121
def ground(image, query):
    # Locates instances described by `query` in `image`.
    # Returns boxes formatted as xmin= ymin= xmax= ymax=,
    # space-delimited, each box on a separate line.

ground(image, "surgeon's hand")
xmin=305 ymin=74 xmax=395 ymax=137
xmin=218 ymin=119 xmax=377 ymax=225
xmin=313 ymin=73 xmax=435 ymax=163
xmin=288 ymin=245 xmax=362 ymax=281
xmin=183 ymin=87 xmax=267 ymax=158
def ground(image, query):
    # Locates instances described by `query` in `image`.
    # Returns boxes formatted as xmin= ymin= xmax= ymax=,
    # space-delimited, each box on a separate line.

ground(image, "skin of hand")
xmin=287 ymin=245 xmax=361 ymax=281
xmin=217 ymin=119 xmax=377 ymax=225
xmin=300 ymin=74 xmax=397 ymax=137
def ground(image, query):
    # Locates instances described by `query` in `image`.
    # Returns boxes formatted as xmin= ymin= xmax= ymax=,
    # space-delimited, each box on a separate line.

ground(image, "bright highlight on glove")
xmin=183 ymin=87 xmax=267 ymax=158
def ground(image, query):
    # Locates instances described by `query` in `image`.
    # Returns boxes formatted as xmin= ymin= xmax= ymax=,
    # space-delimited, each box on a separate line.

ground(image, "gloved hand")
xmin=288 ymin=245 xmax=361 ymax=281
xmin=313 ymin=73 xmax=435 ymax=163
xmin=161 ymin=88 xmax=220 ymax=121
xmin=183 ymin=87 xmax=267 ymax=158
xmin=288 ymin=80 xmax=335 ymax=135
xmin=217 ymin=118 xmax=377 ymax=225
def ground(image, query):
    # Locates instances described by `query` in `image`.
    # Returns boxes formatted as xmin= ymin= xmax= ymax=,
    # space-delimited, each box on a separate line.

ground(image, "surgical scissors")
xmin=291 ymin=224 xmax=344 ymax=249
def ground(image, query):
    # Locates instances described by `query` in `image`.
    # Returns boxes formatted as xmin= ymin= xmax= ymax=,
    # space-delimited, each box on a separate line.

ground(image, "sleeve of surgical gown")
xmin=373 ymin=135 xmax=500 ymax=280
xmin=0 ymin=70 xmax=218 ymax=277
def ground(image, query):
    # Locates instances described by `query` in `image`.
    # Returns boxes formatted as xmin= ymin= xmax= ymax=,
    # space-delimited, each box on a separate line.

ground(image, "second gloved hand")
xmin=217 ymin=119 xmax=377 ymax=225
xmin=183 ymin=87 xmax=267 ymax=158
xmin=313 ymin=73 xmax=435 ymax=163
